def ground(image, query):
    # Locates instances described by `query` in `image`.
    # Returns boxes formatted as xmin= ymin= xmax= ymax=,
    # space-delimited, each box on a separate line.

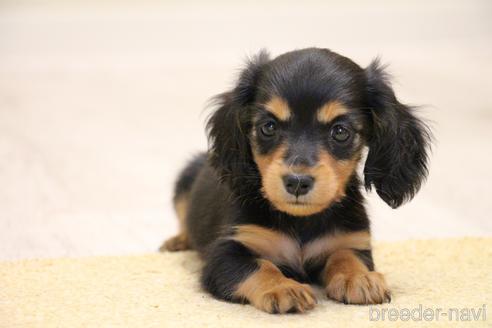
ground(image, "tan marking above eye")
xmin=263 ymin=96 xmax=291 ymax=121
xmin=317 ymin=101 xmax=348 ymax=123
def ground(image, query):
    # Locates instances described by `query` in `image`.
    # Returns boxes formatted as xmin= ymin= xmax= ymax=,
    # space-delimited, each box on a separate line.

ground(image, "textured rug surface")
xmin=1 ymin=238 xmax=491 ymax=327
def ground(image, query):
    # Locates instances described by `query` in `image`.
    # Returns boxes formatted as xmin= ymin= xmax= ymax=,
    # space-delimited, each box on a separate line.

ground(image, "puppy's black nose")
xmin=282 ymin=175 xmax=314 ymax=196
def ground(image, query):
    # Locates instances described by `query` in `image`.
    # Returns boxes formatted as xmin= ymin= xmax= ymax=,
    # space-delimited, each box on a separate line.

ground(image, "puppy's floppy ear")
xmin=206 ymin=50 xmax=270 ymax=189
xmin=364 ymin=59 xmax=431 ymax=208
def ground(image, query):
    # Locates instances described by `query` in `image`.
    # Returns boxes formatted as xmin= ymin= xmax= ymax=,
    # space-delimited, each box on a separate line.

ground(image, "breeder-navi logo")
xmin=369 ymin=304 xmax=487 ymax=322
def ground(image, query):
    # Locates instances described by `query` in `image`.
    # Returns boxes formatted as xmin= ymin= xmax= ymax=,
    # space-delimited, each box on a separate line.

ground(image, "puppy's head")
xmin=207 ymin=48 xmax=431 ymax=216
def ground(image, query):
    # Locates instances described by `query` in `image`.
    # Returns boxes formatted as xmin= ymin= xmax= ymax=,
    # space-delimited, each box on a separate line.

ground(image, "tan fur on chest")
xmin=230 ymin=225 xmax=371 ymax=270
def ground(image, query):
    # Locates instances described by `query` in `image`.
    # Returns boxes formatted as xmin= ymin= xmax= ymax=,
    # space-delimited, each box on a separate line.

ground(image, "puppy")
xmin=160 ymin=48 xmax=431 ymax=314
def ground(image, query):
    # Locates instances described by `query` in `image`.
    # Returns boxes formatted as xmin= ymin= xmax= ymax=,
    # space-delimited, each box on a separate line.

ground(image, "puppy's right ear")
xmin=363 ymin=59 xmax=432 ymax=208
xmin=206 ymin=50 xmax=270 ymax=188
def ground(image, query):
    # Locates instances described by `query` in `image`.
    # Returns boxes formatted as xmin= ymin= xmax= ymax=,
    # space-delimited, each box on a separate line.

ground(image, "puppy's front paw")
xmin=326 ymin=271 xmax=391 ymax=305
xmin=253 ymin=279 xmax=316 ymax=314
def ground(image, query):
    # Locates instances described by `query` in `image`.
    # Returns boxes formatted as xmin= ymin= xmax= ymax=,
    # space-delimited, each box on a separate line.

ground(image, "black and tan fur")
xmin=160 ymin=48 xmax=431 ymax=313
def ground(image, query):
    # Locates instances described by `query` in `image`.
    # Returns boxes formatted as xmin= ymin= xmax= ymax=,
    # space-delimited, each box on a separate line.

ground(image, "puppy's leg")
xmin=160 ymin=195 xmax=190 ymax=252
xmin=322 ymin=248 xmax=391 ymax=304
xmin=160 ymin=153 xmax=206 ymax=252
xmin=202 ymin=240 xmax=316 ymax=314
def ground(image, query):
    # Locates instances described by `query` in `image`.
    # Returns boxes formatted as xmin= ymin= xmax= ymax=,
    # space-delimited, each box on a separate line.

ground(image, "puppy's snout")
xmin=282 ymin=175 xmax=314 ymax=196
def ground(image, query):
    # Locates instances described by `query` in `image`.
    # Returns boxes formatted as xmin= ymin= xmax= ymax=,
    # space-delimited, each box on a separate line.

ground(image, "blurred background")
xmin=1 ymin=0 xmax=491 ymax=260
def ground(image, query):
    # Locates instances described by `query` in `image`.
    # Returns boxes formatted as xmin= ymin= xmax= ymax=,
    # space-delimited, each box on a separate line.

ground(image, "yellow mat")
xmin=1 ymin=238 xmax=491 ymax=327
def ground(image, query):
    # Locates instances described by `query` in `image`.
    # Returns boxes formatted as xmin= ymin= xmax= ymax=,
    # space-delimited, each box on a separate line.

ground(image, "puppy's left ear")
xmin=206 ymin=50 xmax=270 ymax=189
xmin=364 ymin=59 xmax=432 ymax=208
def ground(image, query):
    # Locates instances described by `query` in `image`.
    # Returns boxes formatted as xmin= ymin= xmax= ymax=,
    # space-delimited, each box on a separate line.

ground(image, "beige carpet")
xmin=1 ymin=238 xmax=491 ymax=327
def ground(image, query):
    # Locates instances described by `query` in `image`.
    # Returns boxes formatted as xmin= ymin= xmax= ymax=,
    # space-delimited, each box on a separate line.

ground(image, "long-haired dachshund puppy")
xmin=160 ymin=48 xmax=431 ymax=314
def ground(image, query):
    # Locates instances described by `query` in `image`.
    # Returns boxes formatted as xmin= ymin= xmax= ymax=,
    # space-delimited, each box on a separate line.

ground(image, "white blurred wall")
xmin=0 ymin=0 xmax=491 ymax=259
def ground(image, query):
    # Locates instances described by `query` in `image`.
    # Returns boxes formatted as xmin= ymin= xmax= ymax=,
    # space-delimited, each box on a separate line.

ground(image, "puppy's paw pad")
xmin=327 ymin=271 xmax=391 ymax=305
xmin=159 ymin=235 xmax=189 ymax=252
xmin=256 ymin=280 xmax=316 ymax=314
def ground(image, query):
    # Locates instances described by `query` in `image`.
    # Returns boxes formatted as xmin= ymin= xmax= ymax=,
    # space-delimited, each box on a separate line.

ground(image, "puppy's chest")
xmin=268 ymin=235 xmax=332 ymax=270
xmin=231 ymin=224 xmax=370 ymax=270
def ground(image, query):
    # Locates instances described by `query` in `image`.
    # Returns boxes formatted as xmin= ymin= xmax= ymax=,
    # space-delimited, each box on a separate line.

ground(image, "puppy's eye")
xmin=260 ymin=121 xmax=277 ymax=137
xmin=331 ymin=124 xmax=350 ymax=142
